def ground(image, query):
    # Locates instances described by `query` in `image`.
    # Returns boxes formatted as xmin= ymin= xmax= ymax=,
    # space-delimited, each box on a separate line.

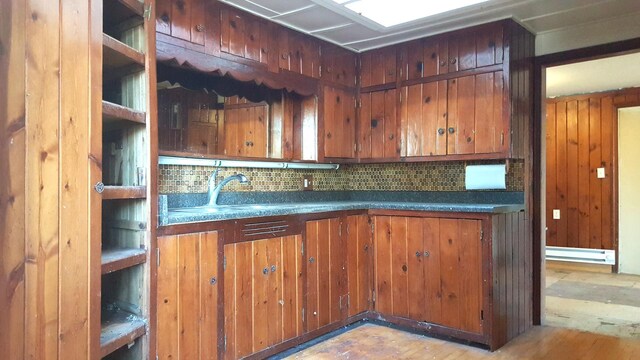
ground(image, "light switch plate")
xmin=597 ymin=167 xmax=606 ymax=178
xmin=553 ymin=209 xmax=561 ymax=220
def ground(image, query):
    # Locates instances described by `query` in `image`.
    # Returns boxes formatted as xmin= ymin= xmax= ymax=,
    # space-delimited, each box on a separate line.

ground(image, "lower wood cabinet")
xmin=157 ymin=231 xmax=220 ymax=360
xmin=305 ymin=218 xmax=348 ymax=330
xmin=345 ymin=214 xmax=374 ymax=316
xmin=373 ymin=216 xmax=483 ymax=334
xmin=223 ymin=235 xmax=304 ymax=359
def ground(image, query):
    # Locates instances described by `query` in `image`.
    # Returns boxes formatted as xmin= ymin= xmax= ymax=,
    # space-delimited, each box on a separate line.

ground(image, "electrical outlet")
xmin=597 ymin=167 xmax=606 ymax=179
xmin=303 ymin=175 xmax=314 ymax=191
xmin=553 ymin=209 xmax=561 ymax=220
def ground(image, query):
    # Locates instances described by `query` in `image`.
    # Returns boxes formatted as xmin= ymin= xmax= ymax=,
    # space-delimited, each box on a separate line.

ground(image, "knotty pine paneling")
xmin=546 ymin=87 xmax=640 ymax=250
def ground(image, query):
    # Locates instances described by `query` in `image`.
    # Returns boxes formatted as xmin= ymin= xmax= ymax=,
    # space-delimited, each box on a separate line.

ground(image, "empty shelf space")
xmin=103 ymin=33 xmax=145 ymax=70
xmin=104 ymin=0 xmax=145 ymax=32
xmin=103 ymin=100 xmax=146 ymax=125
xmin=102 ymin=248 xmax=147 ymax=274
xmin=102 ymin=186 xmax=146 ymax=200
xmin=100 ymin=307 xmax=146 ymax=358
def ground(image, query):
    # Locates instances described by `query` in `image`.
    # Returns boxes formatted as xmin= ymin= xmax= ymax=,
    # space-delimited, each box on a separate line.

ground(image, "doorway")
xmin=618 ymin=106 xmax=640 ymax=275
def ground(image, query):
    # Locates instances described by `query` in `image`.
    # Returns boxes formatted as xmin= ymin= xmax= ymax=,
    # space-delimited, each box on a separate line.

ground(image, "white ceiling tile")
xmin=276 ymin=5 xmax=350 ymax=31
xmin=524 ymin=1 xmax=640 ymax=33
xmin=314 ymin=24 xmax=379 ymax=45
xmin=222 ymin=0 xmax=279 ymax=17
xmin=248 ymin=0 xmax=314 ymax=14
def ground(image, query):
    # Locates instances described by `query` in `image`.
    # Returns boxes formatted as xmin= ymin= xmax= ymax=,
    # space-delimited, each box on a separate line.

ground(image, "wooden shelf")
xmin=103 ymin=33 xmax=145 ymax=71
xmin=103 ymin=100 xmax=146 ymax=125
xmin=102 ymin=186 xmax=146 ymax=200
xmin=100 ymin=308 xmax=146 ymax=358
xmin=102 ymin=248 xmax=146 ymax=274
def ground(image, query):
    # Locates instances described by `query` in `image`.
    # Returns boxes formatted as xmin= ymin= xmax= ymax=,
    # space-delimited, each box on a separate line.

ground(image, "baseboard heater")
xmin=545 ymin=246 xmax=616 ymax=265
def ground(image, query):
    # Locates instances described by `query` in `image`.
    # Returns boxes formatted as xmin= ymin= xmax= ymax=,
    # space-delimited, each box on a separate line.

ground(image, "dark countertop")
xmin=159 ymin=191 xmax=525 ymax=226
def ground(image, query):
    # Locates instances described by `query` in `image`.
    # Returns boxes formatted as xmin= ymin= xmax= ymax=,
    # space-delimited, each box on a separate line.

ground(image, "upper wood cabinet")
xmin=322 ymin=86 xmax=357 ymax=159
xmin=321 ymin=44 xmax=358 ymax=88
xmin=279 ymin=31 xmax=322 ymax=79
xmin=156 ymin=0 xmax=207 ymax=46
xmin=358 ymin=89 xmax=399 ymax=160
xmin=400 ymin=71 xmax=506 ymax=157
xmin=360 ymin=46 xmax=397 ymax=88
xmin=400 ymin=22 xmax=504 ymax=81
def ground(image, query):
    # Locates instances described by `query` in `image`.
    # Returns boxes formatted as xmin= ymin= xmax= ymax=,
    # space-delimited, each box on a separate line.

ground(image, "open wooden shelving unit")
xmin=96 ymin=0 xmax=156 ymax=358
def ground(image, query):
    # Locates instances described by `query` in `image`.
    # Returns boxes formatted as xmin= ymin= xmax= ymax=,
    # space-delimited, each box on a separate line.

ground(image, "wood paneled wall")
xmin=546 ymin=87 xmax=640 ymax=250
xmin=0 ymin=0 xmax=99 ymax=358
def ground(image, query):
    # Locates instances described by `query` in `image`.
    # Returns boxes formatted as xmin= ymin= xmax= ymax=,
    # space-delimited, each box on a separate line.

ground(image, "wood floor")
xmin=283 ymin=323 xmax=640 ymax=359
xmin=546 ymin=263 xmax=640 ymax=338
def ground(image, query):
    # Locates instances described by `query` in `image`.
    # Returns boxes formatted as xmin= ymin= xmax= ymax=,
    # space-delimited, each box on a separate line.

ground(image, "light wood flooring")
xmin=284 ymin=323 xmax=640 ymax=360
xmin=545 ymin=262 xmax=640 ymax=338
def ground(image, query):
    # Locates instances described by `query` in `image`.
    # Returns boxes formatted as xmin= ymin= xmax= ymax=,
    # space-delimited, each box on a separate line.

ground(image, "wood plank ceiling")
xmin=220 ymin=0 xmax=640 ymax=52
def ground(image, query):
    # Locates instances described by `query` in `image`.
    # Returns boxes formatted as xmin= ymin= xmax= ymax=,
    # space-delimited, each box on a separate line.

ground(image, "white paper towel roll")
xmin=465 ymin=164 xmax=506 ymax=190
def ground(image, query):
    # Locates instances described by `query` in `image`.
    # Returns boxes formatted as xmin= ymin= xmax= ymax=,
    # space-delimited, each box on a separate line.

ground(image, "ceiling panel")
xmin=524 ymin=1 xmax=640 ymax=32
xmin=313 ymin=24 xmax=380 ymax=45
xmin=242 ymin=0 xmax=313 ymax=14
xmin=275 ymin=5 xmax=351 ymax=31
xmin=223 ymin=0 xmax=279 ymax=17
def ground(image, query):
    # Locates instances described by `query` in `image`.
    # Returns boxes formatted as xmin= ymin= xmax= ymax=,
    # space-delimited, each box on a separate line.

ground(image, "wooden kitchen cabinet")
xmin=224 ymin=235 xmax=304 ymax=359
xmin=373 ymin=216 xmax=483 ymax=334
xmin=358 ymin=89 xmax=399 ymax=160
xmin=223 ymin=98 xmax=269 ymax=158
xmin=400 ymin=71 xmax=506 ymax=157
xmin=360 ymin=46 xmax=397 ymax=88
xmin=322 ymin=86 xmax=357 ymax=159
xmin=156 ymin=0 xmax=207 ymax=46
xmin=345 ymin=215 xmax=374 ymax=316
xmin=157 ymin=231 xmax=220 ymax=360
xmin=321 ymin=43 xmax=358 ymax=88
xmin=400 ymin=22 xmax=503 ymax=81
xmin=305 ymin=218 xmax=348 ymax=331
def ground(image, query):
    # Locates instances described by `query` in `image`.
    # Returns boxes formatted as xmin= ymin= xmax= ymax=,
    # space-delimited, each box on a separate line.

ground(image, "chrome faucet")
xmin=208 ymin=172 xmax=250 ymax=206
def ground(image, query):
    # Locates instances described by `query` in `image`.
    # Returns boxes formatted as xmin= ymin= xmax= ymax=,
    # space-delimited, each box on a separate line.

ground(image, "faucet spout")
xmin=208 ymin=173 xmax=250 ymax=206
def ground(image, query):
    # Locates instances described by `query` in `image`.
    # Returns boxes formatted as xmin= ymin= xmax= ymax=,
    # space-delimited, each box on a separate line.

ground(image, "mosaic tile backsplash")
xmin=159 ymin=160 xmax=524 ymax=194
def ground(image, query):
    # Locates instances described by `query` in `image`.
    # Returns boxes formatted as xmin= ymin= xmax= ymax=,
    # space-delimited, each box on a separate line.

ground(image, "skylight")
xmin=332 ymin=0 xmax=491 ymax=28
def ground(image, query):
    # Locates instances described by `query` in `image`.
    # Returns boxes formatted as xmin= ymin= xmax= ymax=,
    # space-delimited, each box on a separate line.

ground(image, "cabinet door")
xmin=447 ymin=24 xmax=504 ymax=74
xmin=400 ymin=81 xmax=447 ymax=157
xmin=157 ymin=231 xmax=219 ymax=360
xmin=402 ymin=36 xmax=449 ymax=80
xmin=360 ymin=46 xmax=397 ymax=88
xmin=437 ymin=219 xmax=483 ymax=334
xmin=323 ymin=86 xmax=356 ymax=159
xmin=224 ymin=236 xmax=303 ymax=359
xmin=305 ymin=218 xmax=346 ymax=331
xmin=358 ymin=89 xmax=398 ymax=159
xmin=345 ymin=215 xmax=373 ymax=316
xmin=446 ymin=72 xmax=505 ymax=155
xmin=156 ymin=0 xmax=206 ymax=45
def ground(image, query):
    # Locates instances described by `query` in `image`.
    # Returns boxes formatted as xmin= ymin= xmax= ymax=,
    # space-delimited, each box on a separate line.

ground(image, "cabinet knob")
xmin=210 ymin=277 xmax=217 ymax=285
xmin=195 ymin=24 xmax=205 ymax=32
xmin=309 ymin=257 xmax=315 ymax=264
xmin=388 ymin=133 xmax=394 ymax=140
xmin=448 ymin=127 xmax=455 ymax=134
xmin=438 ymin=128 xmax=445 ymax=135
xmin=262 ymin=267 xmax=269 ymax=275
xmin=94 ymin=182 xmax=105 ymax=194
xmin=424 ymin=251 xmax=430 ymax=257
xmin=450 ymin=58 xmax=457 ymax=65
xmin=270 ymin=265 xmax=277 ymax=273
xmin=415 ymin=251 xmax=422 ymax=258
xmin=440 ymin=60 xmax=447 ymax=67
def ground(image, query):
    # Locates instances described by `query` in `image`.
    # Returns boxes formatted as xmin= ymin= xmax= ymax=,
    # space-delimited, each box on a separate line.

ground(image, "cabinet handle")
xmin=415 ymin=251 xmax=422 ymax=258
xmin=195 ymin=24 xmax=205 ymax=32
xmin=424 ymin=251 xmax=430 ymax=257
xmin=438 ymin=128 xmax=445 ymax=135
xmin=448 ymin=127 xmax=455 ymax=134
xmin=309 ymin=257 xmax=315 ymax=264
xmin=94 ymin=182 xmax=105 ymax=194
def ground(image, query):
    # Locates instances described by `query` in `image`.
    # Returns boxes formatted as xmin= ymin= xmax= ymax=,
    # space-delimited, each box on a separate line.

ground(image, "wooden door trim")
xmin=533 ymin=38 xmax=640 ymax=325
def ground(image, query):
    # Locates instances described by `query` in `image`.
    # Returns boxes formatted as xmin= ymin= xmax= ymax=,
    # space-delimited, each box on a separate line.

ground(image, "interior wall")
xmin=618 ymin=107 xmax=640 ymax=275
xmin=545 ymin=87 xmax=640 ymax=250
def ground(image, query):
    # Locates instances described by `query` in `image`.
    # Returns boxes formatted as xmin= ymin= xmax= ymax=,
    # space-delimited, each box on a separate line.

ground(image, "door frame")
xmin=532 ymin=37 xmax=640 ymax=325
